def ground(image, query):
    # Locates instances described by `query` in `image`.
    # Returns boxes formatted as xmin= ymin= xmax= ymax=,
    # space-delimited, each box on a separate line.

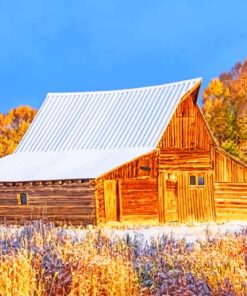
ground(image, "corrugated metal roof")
xmin=0 ymin=78 xmax=201 ymax=181
xmin=0 ymin=148 xmax=152 ymax=182
xmin=16 ymin=78 xmax=201 ymax=153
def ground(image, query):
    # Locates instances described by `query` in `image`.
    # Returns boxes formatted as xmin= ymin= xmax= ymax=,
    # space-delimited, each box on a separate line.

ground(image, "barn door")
xmin=104 ymin=180 xmax=117 ymax=222
xmin=186 ymin=172 xmax=215 ymax=222
xmin=159 ymin=173 xmax=178 ymax=223
xmin=165 ymin=179 xmax=178 ymax=222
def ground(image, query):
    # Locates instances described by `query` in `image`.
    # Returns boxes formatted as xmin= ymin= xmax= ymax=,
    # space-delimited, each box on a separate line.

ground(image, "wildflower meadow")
xmin=0 ymin=221 xmax=246 ymax=296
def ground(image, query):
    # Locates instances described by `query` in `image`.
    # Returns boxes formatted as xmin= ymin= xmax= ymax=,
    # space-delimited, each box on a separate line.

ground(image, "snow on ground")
xmin=0 ymin=221 xmax=246 ymax=244
xmin=65 ymin=221 xmax=247 ymax=244
xmin=104 ymin=221 xmax=247 ymax=243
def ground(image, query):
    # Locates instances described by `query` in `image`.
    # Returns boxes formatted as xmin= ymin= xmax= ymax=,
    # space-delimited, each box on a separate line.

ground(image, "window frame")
xmin=189 ymin=175 xmax=196 ymax=186
xmin=189 ymin=174 xmax=205 ymax=187
xmin=17 ymin=193 xmax=28 ymax=205
xmin=198 ymin=176 xmax=205 ymax=186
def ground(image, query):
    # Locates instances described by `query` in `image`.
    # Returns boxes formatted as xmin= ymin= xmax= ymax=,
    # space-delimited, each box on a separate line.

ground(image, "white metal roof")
xmin=0 ymin=78 xmax=201 ymax=181
xmin=0 ymin=148 xmax=152 ymax=182
xmin=16 ymin=78 xmax=201 ymax=152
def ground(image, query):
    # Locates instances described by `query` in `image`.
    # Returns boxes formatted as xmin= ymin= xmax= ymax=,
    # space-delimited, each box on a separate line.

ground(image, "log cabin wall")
xmin=0 ymin=180 xmax=96 ymax=225
xmin=96 ymin=151 xmax=159 ymax=223
xmin=158 ymin=93 xmax=216 ymax=222
xmin=214 ymin=148 xmax=247 ymax=220
xmin=158 ymin=149 xmax=213 ymax=171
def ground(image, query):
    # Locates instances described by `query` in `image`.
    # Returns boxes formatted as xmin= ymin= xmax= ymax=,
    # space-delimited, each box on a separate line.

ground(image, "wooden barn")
xmin=0 ymin=78 xmax=246 ymax=225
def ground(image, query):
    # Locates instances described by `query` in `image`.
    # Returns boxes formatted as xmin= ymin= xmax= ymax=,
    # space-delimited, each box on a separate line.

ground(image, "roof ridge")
xmin=47 ymin=77 xmax=202 ymax=96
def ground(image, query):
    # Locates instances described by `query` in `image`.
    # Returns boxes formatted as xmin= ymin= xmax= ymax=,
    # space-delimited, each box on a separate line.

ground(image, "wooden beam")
xmin=118 ymin=179 xmax=122 ymax=222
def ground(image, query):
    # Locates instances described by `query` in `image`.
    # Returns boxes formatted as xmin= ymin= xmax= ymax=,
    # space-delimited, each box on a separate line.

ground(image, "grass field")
xmin=0 ymin=221 xmax=246 ymax=296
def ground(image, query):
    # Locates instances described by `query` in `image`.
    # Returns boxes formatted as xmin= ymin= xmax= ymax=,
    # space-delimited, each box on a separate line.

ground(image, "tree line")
xmin=203 ymin=59 xmax=247 ymax=162
xmin=0 ymin=106 xmax=37 ymax=157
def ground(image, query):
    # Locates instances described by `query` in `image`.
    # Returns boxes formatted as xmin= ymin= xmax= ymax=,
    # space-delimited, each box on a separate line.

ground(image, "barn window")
xmin=17 ymin=193 xmax=28 ymax=205
xmin=190 ymin=176 xmax=196 ymax=185
xmin=20 ymin=193 xmax=27 ymax=204
xmin=189 ymin=175 xmax=205 ymax=186
xmin=198 ymin=176 xmax=205 ymax=186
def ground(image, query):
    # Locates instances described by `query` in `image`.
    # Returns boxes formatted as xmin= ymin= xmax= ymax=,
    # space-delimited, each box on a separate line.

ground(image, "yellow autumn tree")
xmin=0 ymin=106 xmax=37 ymax=157
xmin=203 ymin=59 xmax=247 ymax=162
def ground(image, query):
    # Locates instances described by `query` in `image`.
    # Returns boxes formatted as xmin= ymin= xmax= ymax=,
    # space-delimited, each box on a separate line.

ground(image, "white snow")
xmin=0 ymin=148 xmax=152 ymax=181
xmin=64 ymin=221 xmax=247 ymax=244
xmin=0 ymin=221 xmax=246 ymax=244
xmin=117 ymin=221 xmax=247 ymax=243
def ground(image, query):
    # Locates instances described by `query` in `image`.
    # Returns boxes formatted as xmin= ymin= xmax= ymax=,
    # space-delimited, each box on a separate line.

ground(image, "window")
xmin=190 ymin=176 xmax=196 ymax=185
xmin=189 ymin=175 xmax=205 ymax=186
xmin=198 ymin=176 xmax=205 ymax=186
xmin=17 ymin=193 xmax=28 ymax=205
xmin=20 ymin=193 xmax=27 ymax=205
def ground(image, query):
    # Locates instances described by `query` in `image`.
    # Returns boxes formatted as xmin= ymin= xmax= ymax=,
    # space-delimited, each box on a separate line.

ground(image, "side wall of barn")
xmin=96 ymin=151 xmax=159 ymax=223
xmin=157 ymin=92 xmax=216 ymax=223
xmin=96 ymin=89 xmax=218 ymax=224
xmin=0 ymin=180 xmax=96 ymax=225
xmin=96 ymin=88 xmax=247 ymax=225
xmin=214 ymin=148 xmax=247 ymax=220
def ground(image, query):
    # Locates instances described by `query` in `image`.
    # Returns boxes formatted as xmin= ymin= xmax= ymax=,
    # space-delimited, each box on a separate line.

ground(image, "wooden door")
xmin=118 ymin=178 xmax=158 ymax=222
xmin=165 ymin=180 xmax=178 ymax=222
xmin=186 ymin=172 xmax=215 ymax=222
xmin=104 ymin=180 xmax=117 ymax=222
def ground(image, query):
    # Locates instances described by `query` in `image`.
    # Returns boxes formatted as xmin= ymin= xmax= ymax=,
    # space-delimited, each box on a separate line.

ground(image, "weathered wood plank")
xmin=104 ymin=180 xmax=117 ymax=222
xmin=119 ymin=178 xmax=158 ymax=218
xmin=158 ymin=94 xmax=213 ymax=150
xmin=214 ymin=149 xmax=247 ymax=183
xmin=214 ymin=182 xmax=247 ymax=221
xmin=0 ymin=181 xmax=96 ymax=225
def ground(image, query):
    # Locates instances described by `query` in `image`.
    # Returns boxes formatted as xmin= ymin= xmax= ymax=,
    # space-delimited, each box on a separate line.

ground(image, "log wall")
xmin=159 ymin=148 xmax=213 ymax=171
xmin=215 ymin=183 xmax=247 ymax=220
xmin=214 ymin=148 xmax=247 ymax=221
xmin=0 ymin=180 xmax=96 ymax=225
xmin=96 ymin=151 xmax=158 ymax=223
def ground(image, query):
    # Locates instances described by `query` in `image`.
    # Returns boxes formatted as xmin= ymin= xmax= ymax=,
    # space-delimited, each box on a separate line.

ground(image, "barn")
xmin=0 ymin=77 xmax=246 ymax=225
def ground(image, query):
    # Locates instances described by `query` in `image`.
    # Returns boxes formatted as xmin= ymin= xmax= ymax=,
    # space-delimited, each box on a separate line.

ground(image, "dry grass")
xmin=0 ymin=222 xmax=139 ymax=296
xmin=0 ymin=221 xmax=246 ymax=296
xmin=0 ymin=251 xmax=39 ymax=296
xmin=187 ymin=234 xmax=247 ymax=295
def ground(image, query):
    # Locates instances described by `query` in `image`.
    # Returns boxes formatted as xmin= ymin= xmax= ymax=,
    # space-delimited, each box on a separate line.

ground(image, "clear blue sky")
xmin=0 ymin=0 xmax=247 ymax=113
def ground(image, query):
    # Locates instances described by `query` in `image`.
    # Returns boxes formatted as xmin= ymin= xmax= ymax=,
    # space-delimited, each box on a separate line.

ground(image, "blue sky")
xmin=0 ymin=0 xmax=247 ymax=113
